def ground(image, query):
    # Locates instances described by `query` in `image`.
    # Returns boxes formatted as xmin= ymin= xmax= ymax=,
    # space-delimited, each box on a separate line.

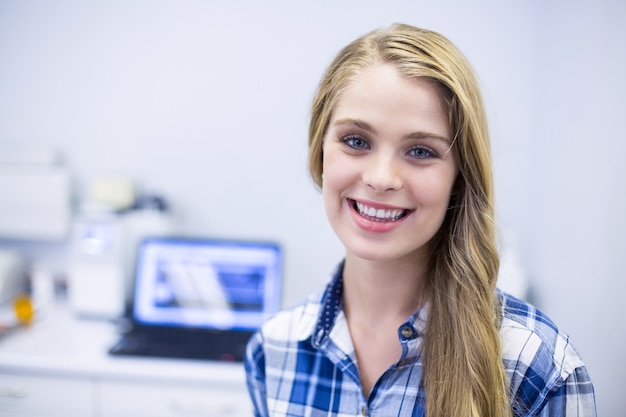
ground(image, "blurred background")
xmin=0 ymin=0 xmax=623 ymax=414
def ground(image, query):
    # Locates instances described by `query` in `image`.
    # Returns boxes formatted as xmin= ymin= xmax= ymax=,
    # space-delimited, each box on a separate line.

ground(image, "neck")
xmin=342 ymin=254 xmax=428 ymax=325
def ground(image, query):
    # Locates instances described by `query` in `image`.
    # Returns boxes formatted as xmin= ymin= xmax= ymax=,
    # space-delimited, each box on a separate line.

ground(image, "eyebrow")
xmin=332 ymin=118 xmax=452 ymax=143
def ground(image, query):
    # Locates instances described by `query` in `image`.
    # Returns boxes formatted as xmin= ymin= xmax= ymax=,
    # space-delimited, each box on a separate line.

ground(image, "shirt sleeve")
xmin=536 ymin=365 xmax=597 ymax=417
xmin=244 ymin=331 xmax=269 ymax=417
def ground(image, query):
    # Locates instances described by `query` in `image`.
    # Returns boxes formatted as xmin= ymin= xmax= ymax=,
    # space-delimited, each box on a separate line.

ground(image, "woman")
xmin=245 ymin=23 xmax=596 ymax=417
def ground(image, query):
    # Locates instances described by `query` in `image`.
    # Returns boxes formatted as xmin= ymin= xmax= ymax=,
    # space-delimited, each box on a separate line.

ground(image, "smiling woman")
xmin=244 ymin=23 xmax=597 ymax=417
xmin=320 ymin=67 xmax=459 ymax=395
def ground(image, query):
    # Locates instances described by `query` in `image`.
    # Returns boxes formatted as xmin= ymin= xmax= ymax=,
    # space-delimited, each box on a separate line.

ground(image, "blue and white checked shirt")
xmin=245 ymin=263 xmax=596 ymax=417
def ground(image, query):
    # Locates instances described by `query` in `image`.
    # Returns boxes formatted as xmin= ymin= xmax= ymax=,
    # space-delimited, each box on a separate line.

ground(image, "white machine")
xmin=0 ymin=149 xmax=72 ymax=242
xmin=68 ymin=206 xmax=174 ymax=319
xmin=0 ymin=249 xmax=26 ymax=306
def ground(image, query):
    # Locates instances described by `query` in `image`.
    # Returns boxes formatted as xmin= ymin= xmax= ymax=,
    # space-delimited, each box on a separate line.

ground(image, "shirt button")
xmin=401 ymin=326 xmax=414 ymax=339
xmin=360 ymin=405 xmax=368 ymax=416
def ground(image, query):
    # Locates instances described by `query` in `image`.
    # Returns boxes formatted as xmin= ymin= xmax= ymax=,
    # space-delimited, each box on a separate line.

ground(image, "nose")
xmin=362 ymin=153 xmax=402 ymax=192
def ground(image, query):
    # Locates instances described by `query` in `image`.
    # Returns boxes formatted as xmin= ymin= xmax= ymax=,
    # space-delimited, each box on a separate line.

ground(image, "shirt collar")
xmin=310 ymin=260 xmax=429 ymax=348
xmin=311 ymin=260 xmax=344 ymax=348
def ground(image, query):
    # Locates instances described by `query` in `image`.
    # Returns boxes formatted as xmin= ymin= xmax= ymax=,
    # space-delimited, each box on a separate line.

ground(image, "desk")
xmin=0 ymin=302 xmax=252 ymax=417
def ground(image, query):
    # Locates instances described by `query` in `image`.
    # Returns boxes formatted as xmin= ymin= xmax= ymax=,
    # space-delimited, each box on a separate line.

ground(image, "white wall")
xmin=525 ymin=2 xmax=626 ymax=416
xmin=0 ymin=1 xmax=623 ymax=414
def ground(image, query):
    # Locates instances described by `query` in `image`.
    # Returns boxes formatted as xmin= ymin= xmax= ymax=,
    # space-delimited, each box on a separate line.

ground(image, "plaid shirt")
xmin=245 ymin=263 xmax=597 ymax=417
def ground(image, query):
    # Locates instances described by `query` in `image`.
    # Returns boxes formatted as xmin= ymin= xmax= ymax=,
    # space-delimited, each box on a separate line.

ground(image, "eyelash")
xmin=339 ymin=134 xmax=438 ymax=159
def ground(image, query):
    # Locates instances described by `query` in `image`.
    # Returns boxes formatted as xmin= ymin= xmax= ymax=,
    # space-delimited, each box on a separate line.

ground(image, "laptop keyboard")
xmin=109 ymin=327 xmax=253 ymax=362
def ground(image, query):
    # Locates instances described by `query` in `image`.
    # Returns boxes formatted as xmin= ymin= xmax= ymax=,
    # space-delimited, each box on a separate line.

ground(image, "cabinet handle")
xmin=0 ymin=386 xmax=27 ymax=398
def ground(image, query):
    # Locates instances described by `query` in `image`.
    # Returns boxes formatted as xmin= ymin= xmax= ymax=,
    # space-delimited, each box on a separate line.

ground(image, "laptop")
xmin=108 ymin=236 xmax=282 ymax=362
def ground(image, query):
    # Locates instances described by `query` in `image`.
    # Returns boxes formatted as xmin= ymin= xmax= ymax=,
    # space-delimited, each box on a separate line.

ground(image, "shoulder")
xmin=245 ymin=285 xmax=325 ymax=384
xmin=247 ymin=264 xmax=343 ymax=370
xmin=255 ymin=286 xmax=324 ymax=346
xmin=498 ymin=290 xmax=585 ymax=375
xmin=498 ymin=290 xmax=583 ymax=370
xmin=497 ymin=290 xmax=594 ymax=414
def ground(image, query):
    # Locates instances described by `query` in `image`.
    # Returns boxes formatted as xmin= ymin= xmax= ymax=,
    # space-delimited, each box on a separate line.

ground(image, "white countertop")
xmin=0 ymin=301 xmax=247 ymax=386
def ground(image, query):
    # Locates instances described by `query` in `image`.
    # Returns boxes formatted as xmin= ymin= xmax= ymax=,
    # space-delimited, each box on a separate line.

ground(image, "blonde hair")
xmin=309 ymin=24 xmax=511 ymax=417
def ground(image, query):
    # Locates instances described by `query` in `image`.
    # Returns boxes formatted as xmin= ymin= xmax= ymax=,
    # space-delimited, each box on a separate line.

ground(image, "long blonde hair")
xmin=308 ymin=24 xmax=511 ymax=417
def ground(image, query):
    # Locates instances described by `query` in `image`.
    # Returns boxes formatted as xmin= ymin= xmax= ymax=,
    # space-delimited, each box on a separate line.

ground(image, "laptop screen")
xmin=131 ymin=236 xmax=282 ymax=331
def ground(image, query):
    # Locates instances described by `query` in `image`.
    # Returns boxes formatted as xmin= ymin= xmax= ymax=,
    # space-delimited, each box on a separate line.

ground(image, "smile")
xmin=350 ymin=199 xmax=410 ymax=222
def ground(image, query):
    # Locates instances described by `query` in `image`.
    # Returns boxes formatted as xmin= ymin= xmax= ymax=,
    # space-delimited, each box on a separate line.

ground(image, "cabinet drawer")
xmin=0 ymin=373 xmax=93 ymax=416
xmin=99 ymin=380 xmax=252 ymax=417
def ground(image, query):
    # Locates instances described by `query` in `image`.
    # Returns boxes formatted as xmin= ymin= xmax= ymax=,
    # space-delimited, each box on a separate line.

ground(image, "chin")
xmin=343 ymin=243 xmax=410 ymax=264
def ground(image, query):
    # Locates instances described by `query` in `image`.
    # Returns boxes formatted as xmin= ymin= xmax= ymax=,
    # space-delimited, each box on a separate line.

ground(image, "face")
xmin=322 ymin=63 xmax=458 ymax=265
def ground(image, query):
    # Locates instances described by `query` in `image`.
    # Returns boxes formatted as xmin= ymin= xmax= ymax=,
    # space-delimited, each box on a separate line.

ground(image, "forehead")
xmin=331 ymin=63 xmax=450 ymax=138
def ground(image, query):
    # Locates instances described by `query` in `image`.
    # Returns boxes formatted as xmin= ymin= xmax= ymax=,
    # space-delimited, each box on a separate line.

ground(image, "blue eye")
xmin=341 ymin=134 xmax=369 ymax=150
xmin=408 ymin=146 xmax=435 ymax=159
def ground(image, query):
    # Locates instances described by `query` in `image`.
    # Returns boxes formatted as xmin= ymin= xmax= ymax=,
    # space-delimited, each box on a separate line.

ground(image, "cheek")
xmin=322 ymin=151 xmax=355 ymax=191
xmin=415 ymin=171 xmax=458 ymax=208
xmin=322 ymin=154 xmax=362 ymax=220
xmin=321 ymin=153 xmax=340 ymax=203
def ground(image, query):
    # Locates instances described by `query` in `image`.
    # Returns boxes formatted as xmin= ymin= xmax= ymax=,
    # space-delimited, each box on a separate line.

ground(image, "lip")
xmin=347 ymin=198 xmax=412 ymax=233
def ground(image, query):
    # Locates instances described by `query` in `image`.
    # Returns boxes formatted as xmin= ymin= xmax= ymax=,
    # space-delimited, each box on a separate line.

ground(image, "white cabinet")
xmin=0 ymin=373 xmax=252 ymax=417
xmin=0 ymin=373 xmax=94 ymax=417
xmin=0 ymin=304 xmax=252 ymax=417
xmin=98 ymin=380 xmax=252 ymax=417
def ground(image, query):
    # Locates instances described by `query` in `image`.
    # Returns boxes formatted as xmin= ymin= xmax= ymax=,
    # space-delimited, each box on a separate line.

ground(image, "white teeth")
xmin=355 ymin=201 xmax=406 ymax=221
